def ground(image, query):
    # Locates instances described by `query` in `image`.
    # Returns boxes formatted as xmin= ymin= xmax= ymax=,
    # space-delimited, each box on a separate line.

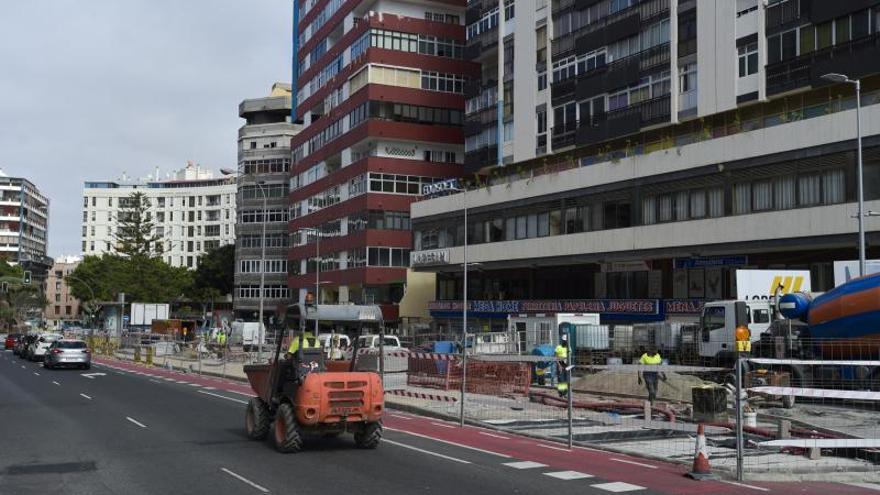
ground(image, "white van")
xmin=230 ymin=321 xmax=265 ymax=351
xmin=356 ymin=334 xmax=403 ymax=350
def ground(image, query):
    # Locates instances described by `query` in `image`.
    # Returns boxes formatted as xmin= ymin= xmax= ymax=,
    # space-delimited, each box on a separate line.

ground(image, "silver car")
xmin=43 ymin=339 xmax=91 ymax=370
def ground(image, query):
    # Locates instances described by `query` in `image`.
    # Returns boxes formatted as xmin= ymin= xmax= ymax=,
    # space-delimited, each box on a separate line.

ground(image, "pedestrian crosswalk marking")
xmin=591 ymin=482 xmax=645 ymax=492
xmin=502 ymin=461 xmax=547 ymax=469
xmin=544 ymin=471 xmax=593 ymax=480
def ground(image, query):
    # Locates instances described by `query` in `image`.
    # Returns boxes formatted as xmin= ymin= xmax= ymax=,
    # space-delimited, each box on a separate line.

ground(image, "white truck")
xmin=230 ymin=321 xmax=265 ymax=351
xmin=697 ymin=299 xmax=773 ymax=363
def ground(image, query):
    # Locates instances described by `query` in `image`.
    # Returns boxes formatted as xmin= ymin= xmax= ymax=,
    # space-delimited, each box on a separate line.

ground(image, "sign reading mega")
xmin=427 ymin=299 xmax=660 ymax=315
xmin=735 ymin=269 xmax=811 ymax=301
xmin=411 ymin=249 xmax=450 ymax=266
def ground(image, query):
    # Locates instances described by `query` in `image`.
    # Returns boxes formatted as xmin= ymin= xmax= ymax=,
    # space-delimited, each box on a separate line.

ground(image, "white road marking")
xmin=591 ymin=482 xmax=645 ymax=493
xmin=52 ymin=381 xmax=60 ymax=386
xmin=544 ymin=471 xmax=594 ymax=480
xmin=389 ymin=414 xmax=412 ymax=420
xmin=163 ymin=377 xmax=176 ymax=382
xmin=220 ymin=468 xmax=270 ymax=493
xmin=430 ymin=422 xmax=456 ymax=429
xmin=384 ymin=439 xmax=471 ymax=464
xmin=720 ymin=480 xmax=771 ymax=492
xmin=202 ymin=386 xmax=216 ymax=391
xmin=187 ymin=383 xmax=201 ymax=387
xmin=198 ymin=390 xmax=249 ymax=404
xmin=385 ymin=427 xmax=512 ymax=458
xmin=610 ymin=458 xmax=658 ymax=469
xmin=503 ymin=461 xmax=547 ymax=469
xmin=478 ymin=432 xmax=510 ymax=440
xmin=149 ymin=379 xmax=161 ymax=383
xmin=33 ymin=372 xmax=40 ymax=376
xmin=535 ymin=443 xmax=570 ymax=452
xmin=126 ymin=416 xmax=147 ymax=428
xmin=81 ymin=372 xmax=106 ymax=379
xmin=21 ymin=365 xmax=25 ymax=369
xmin=79 ymin=393 xmax=92 ymax=400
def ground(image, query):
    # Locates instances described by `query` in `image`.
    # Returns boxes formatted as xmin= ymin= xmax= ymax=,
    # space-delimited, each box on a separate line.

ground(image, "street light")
xmin=821 ymin=73 xmax=866 ymax=276
xmin=221 ymin=168 xmax=268 ymax=360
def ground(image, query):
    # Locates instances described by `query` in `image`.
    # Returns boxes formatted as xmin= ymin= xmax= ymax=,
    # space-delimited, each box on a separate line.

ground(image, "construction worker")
xmin=638 ymin=346 xmax=666 ymax=405
xmin=287 ymin=329 xmax=319 ymax=355
xmin=555 ymin=334 xmax=570 ymax=398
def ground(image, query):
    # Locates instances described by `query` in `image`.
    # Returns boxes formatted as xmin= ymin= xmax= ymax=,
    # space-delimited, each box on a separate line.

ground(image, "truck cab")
xmin=699 ymin=300 xmax=773 ymax=361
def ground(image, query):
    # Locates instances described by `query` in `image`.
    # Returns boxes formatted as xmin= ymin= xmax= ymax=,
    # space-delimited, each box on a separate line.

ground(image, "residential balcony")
xmin=239 ymin=95 xmax=290 ymax=117
xmin=576 ymin=95 xmax=671 ymax=146
xmin=766 ymin=32 xmax=880 ymax=97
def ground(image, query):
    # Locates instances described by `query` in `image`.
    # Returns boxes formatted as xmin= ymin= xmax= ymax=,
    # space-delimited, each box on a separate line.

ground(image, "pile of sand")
xmin=572 ymin=371 xmax=712 ymax=403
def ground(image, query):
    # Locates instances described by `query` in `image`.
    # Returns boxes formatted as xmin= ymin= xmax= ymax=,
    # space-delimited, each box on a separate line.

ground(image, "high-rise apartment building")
xmin=234 ymin=83 xmax=301 ymax=322
xmin=0 ymin=170 xmax=52 ymax=286
xmin=45 ymin=255 xmax=82 ymax=329
xmin=82 ymin=163 xmax=236 ymax=269
xmin=288 ymin=0 xmax=473 ymax=323
xmin=412 ymin=0 xmax=880 ymax=333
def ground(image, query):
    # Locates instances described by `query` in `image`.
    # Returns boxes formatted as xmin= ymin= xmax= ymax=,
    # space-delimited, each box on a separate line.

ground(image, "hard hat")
xmin=561 ymin=334 xmax=568 ymax=341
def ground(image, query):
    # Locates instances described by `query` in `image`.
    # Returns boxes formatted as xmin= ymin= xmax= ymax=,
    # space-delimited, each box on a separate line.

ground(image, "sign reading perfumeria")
xmin=411 ymin=249 xmax=450 ymax=266
xmin=427 ymin=299 xmax=660 ymax=315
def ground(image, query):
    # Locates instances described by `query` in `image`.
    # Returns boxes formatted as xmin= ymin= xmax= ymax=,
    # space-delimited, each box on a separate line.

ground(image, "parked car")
xmin=4 ymin=333 xmax=22 ymax=350
xmin=29 ymin=333 xmax=63 ymax=362
xmin=43 ymin=339 xmax=91 ymax=370
xmin=16 ymin=334 xmax=38 ymax=358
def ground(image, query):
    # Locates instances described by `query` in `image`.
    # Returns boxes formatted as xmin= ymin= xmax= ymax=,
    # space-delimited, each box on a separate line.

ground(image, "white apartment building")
xmin=82 ymin=163 xmax=237 ymax=269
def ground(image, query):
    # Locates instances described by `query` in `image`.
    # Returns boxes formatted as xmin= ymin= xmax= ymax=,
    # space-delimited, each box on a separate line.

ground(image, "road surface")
xmin=0 ymin=351 xmax=876 ymax=495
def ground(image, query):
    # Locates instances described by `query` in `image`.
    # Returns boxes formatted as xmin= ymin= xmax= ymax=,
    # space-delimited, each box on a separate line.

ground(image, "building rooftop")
xmin=84 ymin=162 xmax=235 ymax=189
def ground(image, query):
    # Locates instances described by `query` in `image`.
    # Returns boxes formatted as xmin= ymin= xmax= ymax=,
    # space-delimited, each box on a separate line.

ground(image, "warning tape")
xmin=748 ymin=386 xmax=880 ymax=401
xmin=386 ymin=389 xmax=458 ymax=402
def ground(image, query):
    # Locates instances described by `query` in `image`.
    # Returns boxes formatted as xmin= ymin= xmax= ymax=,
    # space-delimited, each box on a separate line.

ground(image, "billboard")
xmin=735 ymin=270 xmax=811 ymax=301
xmin=130 ymin=303 xmax=170 ymax=326
xmin=833 ymin=260 xmax=880 ymax=287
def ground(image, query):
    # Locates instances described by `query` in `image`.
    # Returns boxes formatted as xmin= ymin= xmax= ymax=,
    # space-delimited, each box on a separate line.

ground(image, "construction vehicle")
xmin=242 ymin=303 xmax=384 ymax=453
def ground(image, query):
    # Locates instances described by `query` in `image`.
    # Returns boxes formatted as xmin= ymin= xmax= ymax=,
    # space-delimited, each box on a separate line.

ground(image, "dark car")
xmin=4 ymin=333 xmax=21 ymax=350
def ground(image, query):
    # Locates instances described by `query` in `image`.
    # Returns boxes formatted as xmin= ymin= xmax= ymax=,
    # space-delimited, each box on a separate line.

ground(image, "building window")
xmin=738 ymin=42 xmax=758 ymax=77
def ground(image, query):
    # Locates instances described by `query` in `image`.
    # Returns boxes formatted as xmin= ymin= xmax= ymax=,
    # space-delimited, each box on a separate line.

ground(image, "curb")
xmin=98 ymin=354 xmax=250 ymax=384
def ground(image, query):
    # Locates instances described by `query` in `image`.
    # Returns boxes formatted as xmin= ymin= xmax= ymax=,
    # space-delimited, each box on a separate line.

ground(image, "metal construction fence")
xmin=357 ymin=334 xmax=880 ymax=483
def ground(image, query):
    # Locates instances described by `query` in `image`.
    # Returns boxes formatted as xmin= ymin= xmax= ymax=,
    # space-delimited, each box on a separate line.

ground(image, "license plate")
xmin=331 ymin=407 xmax=358 ymax=415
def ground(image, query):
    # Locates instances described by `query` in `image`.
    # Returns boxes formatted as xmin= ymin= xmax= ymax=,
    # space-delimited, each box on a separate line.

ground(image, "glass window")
xmin=800 ymin=25 xmax=815 ymax=54
xmin=515 ymin=215 xmax=527 ymax=239
xmin=852 ymin=10 xmax=869 ymax=38
xmin=734 ymin=183 xmax=751 ymax=214
xmin=835 ymin=16 xmax=850 ymax=44
xmin=798 ymin=174 xmax=821 ymax=206
xmin=774 ymin=176 xmax=796 ymax=210
xmin=817 ymin=22 xmax=833 ymax=49
xmin=690 ymin=191 xmax=706 ymax=219
xmin=538 ymin=213 xmax=550 ymax=237
xmin=549 ymin=210 xmax=562 ymax=235
xmin=781 ymin=30 xmax=796 ymax=60
xmin=753 ymin=180 xmax=773 ymax=211
xmin=822 ymin=169 xmax=845 ymax=204
xmin=505 ymin=217 xmax=515 ymax=241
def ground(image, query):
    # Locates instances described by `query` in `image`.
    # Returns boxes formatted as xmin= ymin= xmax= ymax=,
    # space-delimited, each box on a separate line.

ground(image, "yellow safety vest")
xmin=555 ymin=345 xmax=568 ymax=360
xmin=640 ymin=353 xmax=662 ymax=365
xmin=288 ymin=332 xmax=318 ymax=354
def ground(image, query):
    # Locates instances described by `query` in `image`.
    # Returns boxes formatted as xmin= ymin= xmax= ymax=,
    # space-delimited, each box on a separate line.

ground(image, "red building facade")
xmin=289 ymin=0 xmax=473 ymax=322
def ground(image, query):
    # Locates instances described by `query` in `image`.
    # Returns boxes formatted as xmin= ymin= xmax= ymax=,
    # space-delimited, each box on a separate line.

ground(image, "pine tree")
xmin=114 ymin=192 xmax=161 ymax=257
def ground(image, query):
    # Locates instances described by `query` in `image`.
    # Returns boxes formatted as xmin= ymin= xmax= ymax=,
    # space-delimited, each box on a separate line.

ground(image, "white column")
xmin=669 ymin=0 xmax=680 ymax=124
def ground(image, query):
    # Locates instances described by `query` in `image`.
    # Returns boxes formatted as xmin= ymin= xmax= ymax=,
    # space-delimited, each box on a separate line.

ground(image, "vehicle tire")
xmin=245 ymin=397 xmax=270 ymax=440
xmin=272 ymin=403 xmax=303 ymax=453
xmin=83 ymin=363 xmax=90 ymax=370
xmin=354 ymin=421 xmax=382 ymax=449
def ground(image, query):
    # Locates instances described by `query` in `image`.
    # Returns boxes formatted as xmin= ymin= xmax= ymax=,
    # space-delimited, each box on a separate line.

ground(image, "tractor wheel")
xmin=354 ymin=421 xmax=382 ymax=449
xmin=245 ymin=398 xmax=270 ymax=440
xmin=272 ymin=403 xmax=303 ymax=453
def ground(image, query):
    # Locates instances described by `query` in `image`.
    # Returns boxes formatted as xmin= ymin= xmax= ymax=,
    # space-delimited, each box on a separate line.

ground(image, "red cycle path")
xmin=94 ymin=356 xmax=876 ymax=495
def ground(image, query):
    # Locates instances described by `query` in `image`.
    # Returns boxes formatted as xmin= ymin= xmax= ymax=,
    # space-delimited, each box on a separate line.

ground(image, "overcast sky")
xmin=0 ymin=1 xmax=291 ymax=257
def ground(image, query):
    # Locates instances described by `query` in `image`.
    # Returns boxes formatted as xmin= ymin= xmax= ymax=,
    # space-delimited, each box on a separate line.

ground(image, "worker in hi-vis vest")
xmin=638 ymin=346 xmax=666 ymax=405
xmin=287 ymin=330 xmax=319 ymax=355
xmin=555 ymin=335 xmax=570 ymax=398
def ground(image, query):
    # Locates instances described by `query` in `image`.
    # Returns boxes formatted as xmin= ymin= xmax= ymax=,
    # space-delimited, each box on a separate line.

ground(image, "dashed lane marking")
xmin=384 ymin=439 xmax=471 ymax=464
xmin=80 ymin=393 xmax=92 ymax=400
xmin=126 ymin=416 xmax=147 ymax=428
xmin=535 ymin=444 xmax=570 ymax=452
xmin=187 ymin=383 xmax=201 ymax=387
xmin=610 ymin=458 xmax=658 ymax=469
xmin=389 ymin=414 xmax=412 ymax=420
xmin=33 ymin=372 xmax=40 ymax=376
xmin=544 ymin=471 xmax=594 ymax=480
xmin=198 ymin=390 xmax=249 ymax=405
xmin=720 ymin=481 xmax=771 ymax=492
xmin=220 ymin=468 xmax=270 ymax=493
xmin=591 ymin=482 xmax=645 ymax=493
xmin=502 ymin=461 xmax=548 ymax=470
xmin=52 ymin=381 xmax=60 ymax=386
xmin=430 ymin=422 xmax=456 ymax=429
xmin=385 ymin=427 xmax=512 ymax=458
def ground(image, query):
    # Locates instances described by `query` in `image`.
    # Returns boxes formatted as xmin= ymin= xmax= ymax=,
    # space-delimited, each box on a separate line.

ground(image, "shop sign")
xmin=421 ymin=178 xmax=461 ymax=197
xmin=427 ymin=299 xmax=659 ymax=315
xmin=664 ymin=299 xmax=705 ymax=314
xmin=411 ymin=249 xmax=450 ymax=266
xmin=674 ymin=256 xmax=748 ymax=269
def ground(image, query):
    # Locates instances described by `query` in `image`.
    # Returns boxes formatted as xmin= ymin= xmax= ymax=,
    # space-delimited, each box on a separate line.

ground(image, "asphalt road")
xmin=0 ymin=351 xmax=876 ymax=495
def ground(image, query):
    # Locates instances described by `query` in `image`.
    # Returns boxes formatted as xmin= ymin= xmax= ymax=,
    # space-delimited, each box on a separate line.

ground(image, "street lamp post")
xmin=460 ymin=188 xmax=468 ymax=427
xmin=221 ymin=168 xmax=268 ymax=361
xmin=822 ymin=73 xmax=866 ymax=276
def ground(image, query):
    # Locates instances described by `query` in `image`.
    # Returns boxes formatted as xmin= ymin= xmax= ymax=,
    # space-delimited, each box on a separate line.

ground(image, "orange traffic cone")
xmin=686 ymin=424 xmax=719 ymax=480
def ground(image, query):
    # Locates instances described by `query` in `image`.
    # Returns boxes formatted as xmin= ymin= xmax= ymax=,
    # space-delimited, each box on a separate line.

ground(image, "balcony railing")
xmin=553 ymin=0 xmax=669 ymax=59
xmin=766 ymin=32 xmax=880 ymax=96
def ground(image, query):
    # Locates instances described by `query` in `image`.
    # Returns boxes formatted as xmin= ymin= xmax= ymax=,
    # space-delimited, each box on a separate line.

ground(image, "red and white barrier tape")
xmin=386 ymin=389 xmax=458 ymax=402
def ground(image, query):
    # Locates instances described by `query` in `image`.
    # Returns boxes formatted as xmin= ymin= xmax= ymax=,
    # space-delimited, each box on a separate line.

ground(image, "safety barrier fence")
xmin=359 ymin=334 xmax=880 ymax=482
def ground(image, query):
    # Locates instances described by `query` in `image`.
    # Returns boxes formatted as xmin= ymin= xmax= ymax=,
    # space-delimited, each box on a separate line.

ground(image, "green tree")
xmin=191 ymin=244 xmax=234 ymax=296
xmin=67 ymin=254 xmax=192 ymax=304
xmin=115 ymin=191 xmax=161 ymax=257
